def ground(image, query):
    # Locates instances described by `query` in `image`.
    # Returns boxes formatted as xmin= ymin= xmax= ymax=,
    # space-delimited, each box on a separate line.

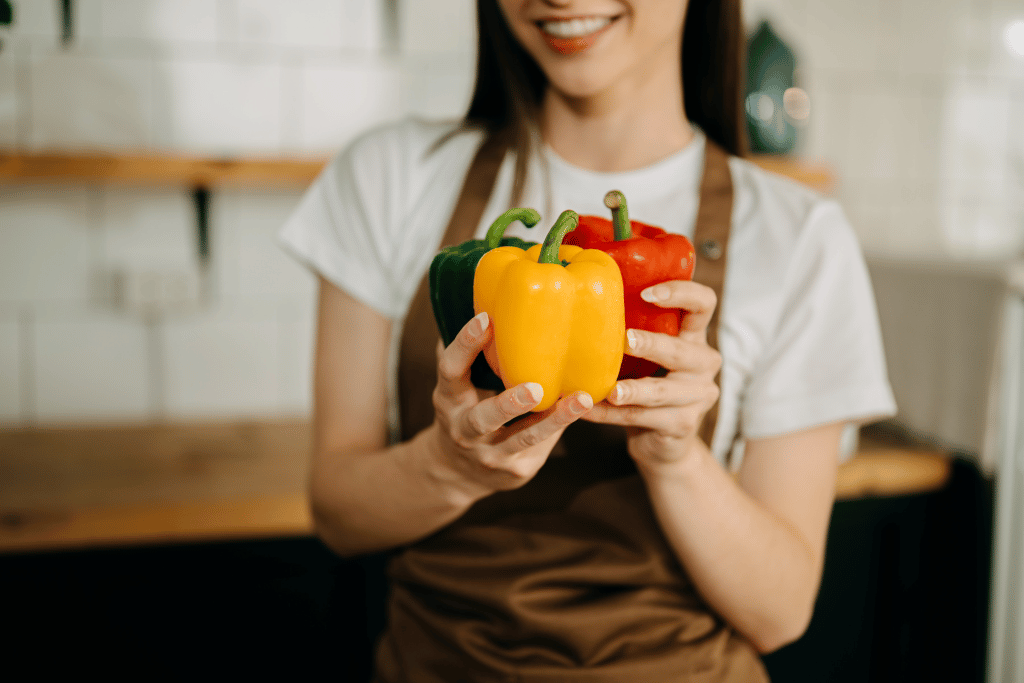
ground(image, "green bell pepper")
xmin=429 ymin=207 xmax=541 ymax=391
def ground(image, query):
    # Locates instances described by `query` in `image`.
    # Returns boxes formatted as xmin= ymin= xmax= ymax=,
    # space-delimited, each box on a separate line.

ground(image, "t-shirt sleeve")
xmin=740 ymin=201 xmax=897 ymax=439
xmin=277 ymin=126 xmax=407 ymax=319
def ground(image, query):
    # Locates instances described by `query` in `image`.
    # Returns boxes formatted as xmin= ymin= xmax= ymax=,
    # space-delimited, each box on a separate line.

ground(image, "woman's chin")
xmin=543 ymin=69 xmax=621 ymax=103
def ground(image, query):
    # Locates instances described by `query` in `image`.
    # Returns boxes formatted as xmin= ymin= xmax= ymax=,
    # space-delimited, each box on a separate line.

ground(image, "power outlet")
xmin=116 ymin=267 xmax=204 ymax=315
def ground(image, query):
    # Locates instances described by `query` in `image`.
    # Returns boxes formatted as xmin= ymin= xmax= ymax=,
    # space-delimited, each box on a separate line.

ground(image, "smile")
xmin=536 ymin=15 xmax=618 ymax=55
xmin=538 ymin=16 xmax=615 ymax=39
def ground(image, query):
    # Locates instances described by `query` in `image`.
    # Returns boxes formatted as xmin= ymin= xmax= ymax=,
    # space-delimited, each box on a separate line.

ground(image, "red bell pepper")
xmin=564 ymin=190 xmax=696 ymax=380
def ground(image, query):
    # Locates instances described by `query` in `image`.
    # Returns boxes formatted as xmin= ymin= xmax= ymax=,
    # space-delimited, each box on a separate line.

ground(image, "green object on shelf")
xmin=746 ymin=21 xmax=798 ymax=155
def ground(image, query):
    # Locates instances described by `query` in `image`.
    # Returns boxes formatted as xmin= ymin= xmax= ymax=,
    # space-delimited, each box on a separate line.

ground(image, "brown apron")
xmin=377 ymin=134 xmax=768 ymax=683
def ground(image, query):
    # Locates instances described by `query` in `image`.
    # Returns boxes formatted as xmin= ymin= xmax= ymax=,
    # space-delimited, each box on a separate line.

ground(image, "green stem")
xmin=604 ymin=190 xmax=632 ymax=240
xmin=485 ymin=207 xmax=542 ymax=249
xmin=538 ymin=210 xmax=579 ymax=265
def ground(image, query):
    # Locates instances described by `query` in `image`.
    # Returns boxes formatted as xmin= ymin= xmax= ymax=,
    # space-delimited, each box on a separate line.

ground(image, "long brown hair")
xmin=465 ymin=0 xmax=747 ymax=200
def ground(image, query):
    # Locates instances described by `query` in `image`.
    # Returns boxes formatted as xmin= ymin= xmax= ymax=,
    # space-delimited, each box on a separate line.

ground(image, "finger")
xmin=459 ymin=382 xmax=544 ymax=440
xmin=606 ymin=375 xmax=718 ymax=408
xmin=584 ymin=402 xmax=711 ymax=436
xmin=496 ymin=392 xmax=593 ymax=455
xmin=624 ymin=329 xmax=721 ymax=374
xmin=436 ymin=312 xmax=492 ymax=390
xmin=640 ymin=281 xmax=717 ymax=334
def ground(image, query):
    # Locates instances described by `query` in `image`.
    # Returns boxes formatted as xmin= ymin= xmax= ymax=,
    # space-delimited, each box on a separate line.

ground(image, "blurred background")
xmin=0 ymin=0 xmax=1022 ymax=681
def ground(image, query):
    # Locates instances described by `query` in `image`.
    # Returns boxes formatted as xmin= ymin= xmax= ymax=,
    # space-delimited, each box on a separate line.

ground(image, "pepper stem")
xmin=538 ymin=210 xmax=579 ymax=265
xmin=485 ymin=207 xmax=542 ymax=249
xmin=604 ymin=190 xmax=632 ymax=240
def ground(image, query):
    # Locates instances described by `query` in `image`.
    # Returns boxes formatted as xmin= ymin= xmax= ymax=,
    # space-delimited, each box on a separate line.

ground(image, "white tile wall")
xmin=99 ymin=188 xmax=197 ymax=270
xmin=0 ymin=55 xmax=19 ymax=146
xmin=940 ymin=78 xmax=1012 ymax=191
xmin=29 ymin=52 xmax=154 ymax=151
xmin=341 ymin=0 xmax=385 ymax=52
xmin=796 ymin=69 xmax=850 ymax=162
xmin=232 ymin=0 xmax=344 ymax=52
xmin=802 ymin=0 xmax=898 ymax=75
xmin=153 ymin=56 xmax=282 ymax=154
xmin=213 ymin=189 xmax=313 ymax=300
xmin=989 ymin=0 xmax=1024 ymax=81
xmin=278 ymin=299 xmax=315 ymax=415
xmin=889 ymin=189 xmax=944 ymax=255
xmin=949 ymin=1 xmax=995 ymax=77
xmin=296 ymin=58 xmax=402 ymax=152
xmin=898 ymin=86 xmax=945 ymax=183
xmin=0 ymin=316 xmax=22 ymax=422
xmin=399 ymin=0 xmax=474 ymax=55
xmin=842 ymin=82 xmax=904 ymax=183
xmin=32 ymin=312 xmax=153 ymax=421
xmin=895 ymin=0 xmax=965 ymax=77
xmin=839 ymin=185 xmax=895 ymax=253
xmin=1009 ymin=94 xmax=1024 ymax=186
xmin=160 ymin=303 xmax=281 ymax=418
xmin=400 ymin=52 xmax=474 ymax=121
xmin=74 ymin=0 xmax=107 ymax=46
xmin=96 ymin=0 xmax=220 ymax=46
xmin=1 ymin=0 xmax=60 ymax=51
xmin=0 ymin=185 xmax=97 ymax=305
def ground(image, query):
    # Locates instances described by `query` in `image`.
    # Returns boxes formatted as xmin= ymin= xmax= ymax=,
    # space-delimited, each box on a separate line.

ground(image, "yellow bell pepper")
xmin=474 ymin=210 xmax=625 ymax=412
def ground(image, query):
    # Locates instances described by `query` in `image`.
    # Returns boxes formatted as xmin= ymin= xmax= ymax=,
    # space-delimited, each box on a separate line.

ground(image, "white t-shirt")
xmin=279 ymin=118 xmax=897 ymax=467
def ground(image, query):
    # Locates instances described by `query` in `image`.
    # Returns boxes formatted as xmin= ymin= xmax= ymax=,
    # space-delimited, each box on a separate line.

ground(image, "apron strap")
xmin=691 ymin=140 xmax=734 ymax=451
xmin=397 ymin=132 xmax=508 ymax=442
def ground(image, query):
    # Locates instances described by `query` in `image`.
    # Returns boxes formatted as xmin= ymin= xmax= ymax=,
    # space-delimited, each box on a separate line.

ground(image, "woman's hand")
xmin=430 ymin=311 xmax=594 ymax=499
xmin=585 ymin=281 xmax=721 ymax=467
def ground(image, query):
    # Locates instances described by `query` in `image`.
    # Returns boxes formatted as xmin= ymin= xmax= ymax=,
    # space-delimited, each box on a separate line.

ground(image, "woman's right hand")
xmin=429 ymin=311 xmax=593 ymax=498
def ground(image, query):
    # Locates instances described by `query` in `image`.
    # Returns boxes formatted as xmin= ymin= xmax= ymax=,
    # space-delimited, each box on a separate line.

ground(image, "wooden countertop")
xmin=0 ymin=420 xmax=314 ymax=553
xmin=1 ymin=419 xmax=952 ymax=554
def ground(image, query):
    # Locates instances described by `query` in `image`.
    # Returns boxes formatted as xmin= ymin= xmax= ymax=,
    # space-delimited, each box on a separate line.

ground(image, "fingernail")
xmin=641 ymin=285 xmax=668 ymax=302
xmin=472 ymin=311 xmax=489 ymax=336
xmin=572 ymin=393 xmax=593 ymax=414
xmin=626 ymin=329 xmax=638 ymax=351
xmin=609 ymin=383 xmax=624 ymax=403
xmin=520 ymin=382 xmax=543 ymax=405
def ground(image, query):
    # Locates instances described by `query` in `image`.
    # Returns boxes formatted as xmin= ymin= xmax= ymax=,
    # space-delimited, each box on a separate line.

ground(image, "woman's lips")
xmin=538 ymin=16 xmax=617 ymax=55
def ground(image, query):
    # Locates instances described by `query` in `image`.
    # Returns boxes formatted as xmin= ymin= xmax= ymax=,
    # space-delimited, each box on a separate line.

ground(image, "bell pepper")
xmin=564 ymin=190 xmax=696 ymax=379
xmin=430 ymin=207 xmax=541 ymax=391
xmin=474 ymin=210 xmax=625 ymax=412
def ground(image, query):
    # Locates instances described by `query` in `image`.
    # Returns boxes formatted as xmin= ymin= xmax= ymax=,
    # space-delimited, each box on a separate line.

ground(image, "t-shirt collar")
xmin=539 ymin=126 xmax=705 ymax=205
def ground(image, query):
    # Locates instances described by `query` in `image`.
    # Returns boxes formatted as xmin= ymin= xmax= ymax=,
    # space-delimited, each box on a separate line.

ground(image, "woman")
xmin=280 ymin=0 xmax=896 ymax=679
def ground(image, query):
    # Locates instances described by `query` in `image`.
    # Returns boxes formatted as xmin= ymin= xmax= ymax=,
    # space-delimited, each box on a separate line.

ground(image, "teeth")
xmin=541 ymin=16 xmax=612 ymax=39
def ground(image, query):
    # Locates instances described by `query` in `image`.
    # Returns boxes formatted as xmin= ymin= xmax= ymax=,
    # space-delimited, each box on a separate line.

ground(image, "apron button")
xmin=699 ymin=239 xmax=723 ymax=260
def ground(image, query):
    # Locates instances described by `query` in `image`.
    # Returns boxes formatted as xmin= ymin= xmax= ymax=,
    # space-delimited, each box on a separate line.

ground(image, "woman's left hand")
xmin=584 ymin=280 xmax=721 ymax=467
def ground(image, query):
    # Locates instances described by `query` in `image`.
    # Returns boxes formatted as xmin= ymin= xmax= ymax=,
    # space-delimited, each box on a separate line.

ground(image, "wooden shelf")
xmin=750 ymin=154 xmax=835 ymax=194
xmin=0 ymin=151 xmax=834 ymax=193
xmin=0 ymin=152 xmax=327 ymax=188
